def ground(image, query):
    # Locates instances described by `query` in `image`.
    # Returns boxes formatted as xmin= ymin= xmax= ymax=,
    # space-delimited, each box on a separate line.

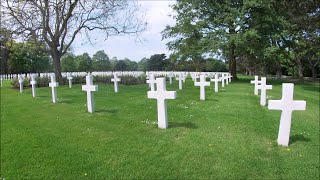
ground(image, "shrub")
xmin=11 ymin=74 xmax=147 ymax=88
xmin=11 ymin=78 xmax=30 ymax=89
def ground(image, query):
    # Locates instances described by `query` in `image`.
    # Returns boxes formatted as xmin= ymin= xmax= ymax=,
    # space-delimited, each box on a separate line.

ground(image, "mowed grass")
xmin=1 ymin=76 xmax=319 ymax=179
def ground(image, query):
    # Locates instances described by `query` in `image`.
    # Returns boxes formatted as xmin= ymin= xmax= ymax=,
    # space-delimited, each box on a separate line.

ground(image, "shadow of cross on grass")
xmin=95 ymin=109 xmax=119 ymax=113
xmin=169 ymin=122 xmax=198 ymax=129
xmin=290 ymin=134 xmax=311 ymax=145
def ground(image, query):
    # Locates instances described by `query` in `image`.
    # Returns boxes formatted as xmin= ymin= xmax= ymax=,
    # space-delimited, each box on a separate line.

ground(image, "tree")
xmin=205 ymin=58 xmax=227 ymax=72
xmin=2 ymin=0 xmax=145 ymax=82
xmin=77 ymin=53 xmax=92 ymax=72
xmin=110 ymin=57 xmax=118 ymax=71
xmin=123 ymin=58 xmax=138 ymax=71
xmin=147 ymin=54 xmax=167 ymax=71
xmin=8 ymin=39 xmax=51 ymax=73
xmin=137 ymin=57 xmax=148 ymax=71
xmin=92 ymin=50 xmax=111 ymax=71
xmin=61 ymin=53 xmax=77 ymax=72
xmin=0 ymin=28 xmax=14 ymax=74
xmin=163 ymin=0 xmax=246 ymax=79
xmin=114 ymin=60 xmax=127 ymax=71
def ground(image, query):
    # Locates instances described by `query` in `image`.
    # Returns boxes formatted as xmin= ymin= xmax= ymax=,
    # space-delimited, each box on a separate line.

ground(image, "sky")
xmin=72 ymin=1 xmax=176 ymax=62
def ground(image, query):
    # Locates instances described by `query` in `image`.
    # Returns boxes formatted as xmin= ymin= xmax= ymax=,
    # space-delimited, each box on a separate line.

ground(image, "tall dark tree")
xmin=2 ymin=0 xmax=145 ymax=82
xmin=8 ymin=39 xmax=51 ymax=73
xmin=147 ymin=54 xmax=167 ymax=71
xmin=77 ymin=53 xmax=92 ymax=72
xmin=92 ymin=50 xmax=111 ymax=71
xmin=0 ymin=28 xmax=13 ymax=74
xmin=61 ymin=53 xmax=77 ymax=72
xmin=114 ymin=60 xmax=127 ymax=71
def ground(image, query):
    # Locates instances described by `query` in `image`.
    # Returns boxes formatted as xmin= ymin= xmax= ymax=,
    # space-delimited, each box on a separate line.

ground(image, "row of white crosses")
xmin=250 ymin=76 xmax=272 ymax=106
xmin=147 ymin=72 xmax=232 ymax=129
xmin=146 ymin=72 xmax=231 ymax=101
xmin=250 ymin=76 xmax=306 ymax=146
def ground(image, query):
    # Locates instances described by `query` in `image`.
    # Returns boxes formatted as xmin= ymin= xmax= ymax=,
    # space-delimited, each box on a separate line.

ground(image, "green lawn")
xmin=1 ymin=76 xmax=319 ymax=179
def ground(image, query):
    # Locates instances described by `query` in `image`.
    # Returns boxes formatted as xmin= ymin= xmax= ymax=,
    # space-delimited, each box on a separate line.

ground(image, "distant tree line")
xmin=0 ymin=35 xmax=227 ymax=73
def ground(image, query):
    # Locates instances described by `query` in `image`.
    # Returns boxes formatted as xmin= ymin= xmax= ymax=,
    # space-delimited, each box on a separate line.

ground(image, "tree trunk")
xmin=229 ymin=42 xmax=238 ymax=80
xmin=276 ymin=61 xmax=282 ymax=79
xmin=308 ymin=60 xmax=318 ymax=80
xmin=296 ymin=58 xmax=304 ymax=82
xmin=51 ymin=49 xmax=63 ymax=83
xmin=311 ymin=66 xmax=317 ymax=80
xmin=262 ymin=63 xmax=267 ymax=77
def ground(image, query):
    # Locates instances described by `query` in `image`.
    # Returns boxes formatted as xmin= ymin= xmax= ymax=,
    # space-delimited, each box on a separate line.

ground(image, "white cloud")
xmin=72 ymin=0 xmax=176 ymax=61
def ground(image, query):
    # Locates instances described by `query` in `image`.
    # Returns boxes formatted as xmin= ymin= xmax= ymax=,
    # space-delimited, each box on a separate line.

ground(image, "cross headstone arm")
xmin=293 ymin=101 xmax=306 ymax=110
xmin=268 ymin=100 xmax=282 ymax=110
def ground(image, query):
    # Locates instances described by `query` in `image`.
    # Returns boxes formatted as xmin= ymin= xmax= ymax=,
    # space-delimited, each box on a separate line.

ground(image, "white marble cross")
xmin=183 ymin=73 xmax=187 ymax=83
xmin=268 ymin=83 xmax=306 ymax=146
xmin=111 ymin=73 xmax=121 ymax=93
xmin=18 ymin=74 xmax=24 ymax=93
xmin=146 ymin=73 xmax=156 ymax=91
xmin=176 ymin=73 xmax=183 ymax=90
xmin=195 ymin=75 xmax=210 ymax=100
xmin=82 ymin=74 xmax=98 ymax=113
xmin=210 ymin=73 xmax=221 ymax=92
xmin=30 ymin=75 xmax=37 ymax=97
xmin=250 ymin=76 xmax=261 ymax=95
xmin=257 ymin=77 xmax=272 ymax=106
xmin=67 ymin=73 xmax=73 ymax=88
xmin=228 ymin=73 xmax=232 ymax=82
xmin=49 ymin=73 xmax=59 ymax=103
xmin=148 ymin=78 xmax=176 ymax=129
xmin=225 ymin=74 xmax=229 ymax=85
xmin=168 ymin=72 xmax=174 ymax=84
xmin=221 ymin=74 xmax=226 ymax=87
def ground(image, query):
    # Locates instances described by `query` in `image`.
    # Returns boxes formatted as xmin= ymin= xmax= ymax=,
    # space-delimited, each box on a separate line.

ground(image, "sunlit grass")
xmin=1 ymin=76 xmax=319 ymax=179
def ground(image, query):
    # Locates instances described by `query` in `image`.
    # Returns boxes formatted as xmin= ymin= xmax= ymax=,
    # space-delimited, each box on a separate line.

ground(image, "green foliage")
xmin=77 ymin=53 xmax=92 ymax=72
xmin=92 ymin=50 xmax=111 ymax=71
xmin=114 ymin=60 xmax=128 ymax=71
xmin=10 ymin=77 xmax=30 ymax=88
xmin=10 ymin=74 xmax=147 ymax=88
xmin=162 ymin=0 xmax=320 ymax=79
xmin=8 ymin=40 xmax=51 ymax=73
xmin=120 ymin=75 xmax=146 ymax=85
xmin=61 ymin=53 xmax=77 ymax=72
xmin=146 ymin=54 xmax=168 ymax=71
xmin=205 ymin=59 xmax=228 ymax=72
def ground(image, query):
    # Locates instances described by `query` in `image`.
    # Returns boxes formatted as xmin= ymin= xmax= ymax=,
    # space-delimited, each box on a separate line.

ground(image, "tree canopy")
xmin=2 ymin=0 xmax=146 ymax=81
xmin=162 ymin=0 xmax=319 ymax=80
